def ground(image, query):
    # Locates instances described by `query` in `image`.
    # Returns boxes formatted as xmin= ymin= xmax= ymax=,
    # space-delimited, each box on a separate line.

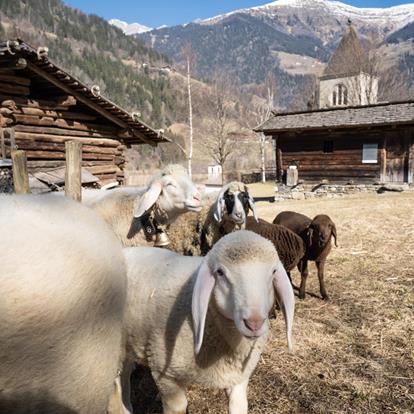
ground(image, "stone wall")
xmin=273 ymin=183 xmax=412 ymax=202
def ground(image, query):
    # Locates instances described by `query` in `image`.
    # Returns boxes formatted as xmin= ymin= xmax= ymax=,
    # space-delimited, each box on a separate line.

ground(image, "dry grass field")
xmin=133 ymin=192 xmax=414 ymax=414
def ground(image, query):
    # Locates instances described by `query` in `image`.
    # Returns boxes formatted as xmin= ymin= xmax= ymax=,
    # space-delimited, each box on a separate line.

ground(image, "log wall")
xmin=0 ymin=89 xmax=126 ymax=186
xmin=275 ymin=127 xmax=414 ymax=184
xmin=276 ymin=131 xmax=383 ymax=183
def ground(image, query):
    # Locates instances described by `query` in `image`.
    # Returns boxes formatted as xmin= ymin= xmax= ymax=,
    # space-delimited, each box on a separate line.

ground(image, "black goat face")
xmin=223 ymin=191 xmax=245 ymax=224
xmin=224 ymin=191 xmax=250 ymax=215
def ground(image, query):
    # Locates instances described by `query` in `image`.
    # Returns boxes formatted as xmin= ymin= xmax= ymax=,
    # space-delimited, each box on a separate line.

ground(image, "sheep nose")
xmin=193 ymin=192 xmax=201 ymax=202
xmin=244 ymin=316 xmax=265 ymax=332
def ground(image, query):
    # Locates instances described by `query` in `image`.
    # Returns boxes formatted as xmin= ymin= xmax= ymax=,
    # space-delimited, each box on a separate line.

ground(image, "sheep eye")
xmin=216 ymin=268 xmax=225 ymax=278
xmin=167 ymin=182 xmax=176 ymax=188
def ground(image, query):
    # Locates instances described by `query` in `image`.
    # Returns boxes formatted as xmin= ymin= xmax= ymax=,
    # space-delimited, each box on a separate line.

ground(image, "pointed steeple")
xmin=323 ymin=24 xmax=369 ymax=77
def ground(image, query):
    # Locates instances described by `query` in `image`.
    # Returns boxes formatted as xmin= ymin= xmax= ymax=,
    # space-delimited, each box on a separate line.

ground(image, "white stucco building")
xmin=319 ymin=25 xmax=378 ymax=109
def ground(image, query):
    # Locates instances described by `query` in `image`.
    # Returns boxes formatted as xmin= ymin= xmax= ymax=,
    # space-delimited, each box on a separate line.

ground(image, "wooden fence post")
xmin=0 ymin=128 xmax=5 ymax=160
xmin=11 ymin=150 xmax=30 ymax=194
xmin=65 ymin=140 xmax=82 ymax=202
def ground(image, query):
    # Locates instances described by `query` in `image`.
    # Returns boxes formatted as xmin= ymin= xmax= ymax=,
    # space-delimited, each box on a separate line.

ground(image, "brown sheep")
xmin=245 ymin=216 xmax=305 ymax=275
xmin=273 ymin=211 xmax=337 ymax=300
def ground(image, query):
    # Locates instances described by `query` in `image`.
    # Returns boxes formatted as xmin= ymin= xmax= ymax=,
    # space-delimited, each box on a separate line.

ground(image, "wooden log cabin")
xmin=0 ymin=39 xmax=168 ymax=187
xmin=257 ymin=101 xmax=414 ymax=185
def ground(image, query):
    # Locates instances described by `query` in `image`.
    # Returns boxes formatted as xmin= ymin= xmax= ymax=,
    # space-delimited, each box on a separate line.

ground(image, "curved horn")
xmin=273 ymin=263 xmax=295 ymax=353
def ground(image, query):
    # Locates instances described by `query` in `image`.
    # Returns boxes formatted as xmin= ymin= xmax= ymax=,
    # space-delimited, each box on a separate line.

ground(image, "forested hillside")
xmin=0 ymin=0 xmax=175 ymax=128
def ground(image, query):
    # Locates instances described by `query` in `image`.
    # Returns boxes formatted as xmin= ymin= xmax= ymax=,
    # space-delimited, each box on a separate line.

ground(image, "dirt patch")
xmin=133 ymin=192 xmax=414 ymax=413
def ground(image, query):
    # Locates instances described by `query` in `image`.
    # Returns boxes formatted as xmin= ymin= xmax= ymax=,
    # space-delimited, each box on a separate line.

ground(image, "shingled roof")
xmin=0 ymin=39 xmax=169 ymax=146
xmin=256 ymin=101 xmax=414 ymax=134
xmin=322 ymin=25 xmax=369 ymax=79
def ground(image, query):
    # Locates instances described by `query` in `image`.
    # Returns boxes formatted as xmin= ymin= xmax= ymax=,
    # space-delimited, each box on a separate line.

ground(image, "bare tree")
xmin=180 ymin=44 xmax=196 ymax=178
xmin=204 ymin=72 xmax=234 ymax=184
xmin=244 ymin=72 xmax=277 ymax=183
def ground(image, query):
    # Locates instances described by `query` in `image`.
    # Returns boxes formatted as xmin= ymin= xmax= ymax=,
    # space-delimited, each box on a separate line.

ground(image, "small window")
xmin=323 ymin=140 xmax=334 ymax=153
xmin=332 ymin=83 xmax=348 ymax=107
xmin=362 ymin=143 xmax=378 ymax=164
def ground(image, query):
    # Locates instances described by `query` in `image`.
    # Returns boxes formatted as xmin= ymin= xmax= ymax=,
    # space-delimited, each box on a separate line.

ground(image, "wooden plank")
xmin=85 ymin=165 xmax=121 ymax=175
xmin=297 ymin=170 xmax=378 ymax=178
xmin=14 ymin=113 xmax=119 ymax=136
xmin=20 ymin=150 xmax=114 ymax=161
xmin=11 ymin=150 xmax=30 ymax=194
xmin=295 ymin=165 xmax=379 ymax=172
xmin=15 ymin=125 xmax=120 ymax=140
xmin=0 ymin=82 xmax=30 ymax=96
xmin=0 ymin=58 xmax=27 ymax=70
xmin=65 ymin=141 xmax=82 ymax=202
xmin=27 ymin=160 xmax=111 ymax=170
xmin=16 ymin=106 xmax=99 ymax=121
xmin=99 ymin=177 xmax=120 ymax=187
xmin=0 ymin=95 xmax=76 ymax=109
xmin=26 ymin=61 xmax=153 ymax=146
xmin=6 ymin=139 xmax=121 ymax=155
xmin=13 ymin=114 xmax=120 ymax=133
xmin=0 ymin=74 xmax=31 ymax=86
xmin=14 ymin=131 xmax=120 ymax=147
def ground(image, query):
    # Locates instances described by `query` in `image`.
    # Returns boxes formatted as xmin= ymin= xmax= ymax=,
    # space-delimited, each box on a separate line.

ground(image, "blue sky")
xmin=64 ymin=0 xmax=414 ymax=28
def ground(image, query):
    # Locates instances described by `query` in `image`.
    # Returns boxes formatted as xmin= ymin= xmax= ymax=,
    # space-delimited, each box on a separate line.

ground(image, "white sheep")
xmin=0 ymin=194 xmax=127 ymax=414
xmin=120 ymin=230 xmax=295 ymax=414
xmin=86 ymin=164 xmax=202 ymax=247
xmin=167 ymin=181 xmax=258 ymax=255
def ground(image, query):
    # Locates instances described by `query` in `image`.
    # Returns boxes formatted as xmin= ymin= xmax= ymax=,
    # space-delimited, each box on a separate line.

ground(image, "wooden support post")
xmin=276 ymin=139 xmax=283 ymax=183
xmin=65 ymin=140 xmax=82 ymax=202
xmin=8 ymin=127 xmax=16 ymax=150
xmin=11 ymin=150 xmax=30 ymax=194
xmin=380 ymin=136 xmax=387 ymax=183
xmin=0 ymin=128 xmax=5 ymax=160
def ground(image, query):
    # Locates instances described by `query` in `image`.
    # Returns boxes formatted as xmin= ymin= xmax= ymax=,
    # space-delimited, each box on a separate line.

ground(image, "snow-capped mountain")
xmin=202 ymin=0 xmax=414 ymax=32
xmin=109 ymin=19 xmax=152 ymax=35
xmin=136 ymin=0 xmax=414 ymax=107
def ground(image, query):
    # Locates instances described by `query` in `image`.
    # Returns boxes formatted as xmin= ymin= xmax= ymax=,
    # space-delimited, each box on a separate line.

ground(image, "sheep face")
xmin=134 ymin=165 xmax=202 ymax=221
xmin=192 ymin=231 xmax=295 ymax=354
xmin=309 ymin=215 xmax=337 ymax=248
xmin=157 ymin=171 xmax=202 ymax=216
xmin=211 ymin=260 xmax=276 ymax=338
xmin=214 ymin=182 xmax=257 ymax=226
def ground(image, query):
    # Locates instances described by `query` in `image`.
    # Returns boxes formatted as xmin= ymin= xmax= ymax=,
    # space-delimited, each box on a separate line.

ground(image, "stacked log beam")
xmin=1 ymin=98 xmax=126 ymax=184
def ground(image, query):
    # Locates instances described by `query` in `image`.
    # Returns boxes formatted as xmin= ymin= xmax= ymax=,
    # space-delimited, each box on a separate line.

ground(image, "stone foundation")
xmin=273 ymin=183 xmax=412 ymax=202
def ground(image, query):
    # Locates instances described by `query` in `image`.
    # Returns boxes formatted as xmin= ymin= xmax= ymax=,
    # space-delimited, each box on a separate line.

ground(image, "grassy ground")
xmin=133 ymin=192 xmax=414 ymax=413
xmin=247 ymin=182 xmax=277 ymax=198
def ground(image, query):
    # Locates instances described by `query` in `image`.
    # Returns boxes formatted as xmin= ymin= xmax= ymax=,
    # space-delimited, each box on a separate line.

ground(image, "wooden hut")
xmin=256 ymin=101 xmax=414 ymax=185
xmin=0 ymin=39 xmax=168 ymax=187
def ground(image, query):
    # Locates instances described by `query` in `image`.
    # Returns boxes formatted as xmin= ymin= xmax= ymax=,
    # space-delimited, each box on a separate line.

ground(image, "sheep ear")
xmin=133 ymin=181 xmax=162 ymax=218
xmin=273 ymin=263 xmax=295 ymax=353
xmin=192 ymin=261 xmax=215 ymax=354
xmin=213 ymin=196 xmax=225 ymax=223
xmin=247 ymin=194 xmax=258 ymax=222
xmin=331 ymin=224 xmax=338 ymax=247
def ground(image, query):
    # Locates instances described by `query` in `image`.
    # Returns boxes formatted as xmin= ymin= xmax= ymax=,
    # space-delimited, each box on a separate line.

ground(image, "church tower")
xmin=319 ymin=24 xmax=378 ymax=109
